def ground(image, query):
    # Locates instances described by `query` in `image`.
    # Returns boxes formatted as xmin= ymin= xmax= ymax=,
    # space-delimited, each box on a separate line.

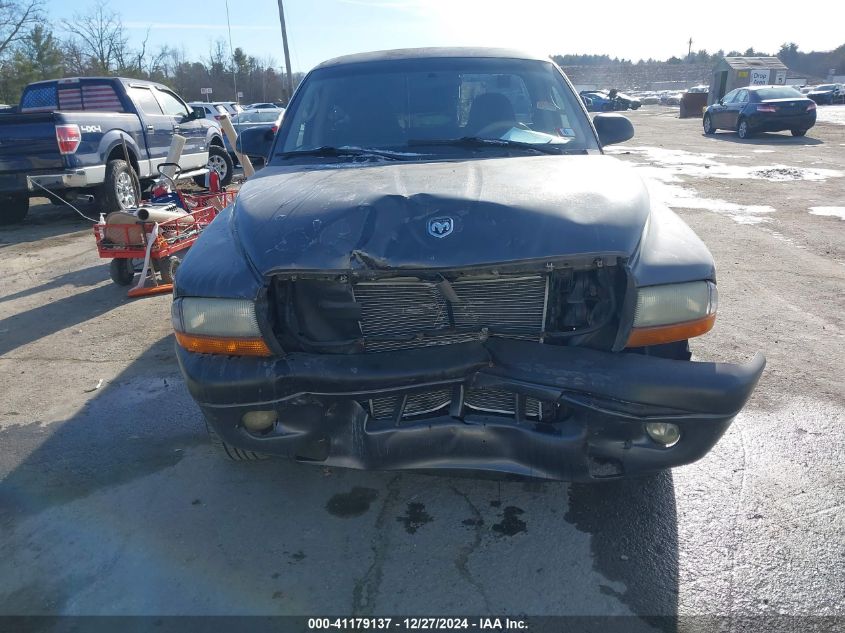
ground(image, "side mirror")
xmin=237 ymin=125 xmax=276 ymax=161
xmin=593 ymin=113 xmax=634 ymax=146
xmin=718 ymin=98 xmax=724 ymax=105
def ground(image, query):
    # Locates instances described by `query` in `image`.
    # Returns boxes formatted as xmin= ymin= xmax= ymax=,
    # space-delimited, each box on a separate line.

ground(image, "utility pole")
xmin=225 ymin=0 xmax=238 ymax=102
xmin=276 ymin=0 xmax=294 ymax=102
xmin=688 ymin=37 xmax=693 ymax=60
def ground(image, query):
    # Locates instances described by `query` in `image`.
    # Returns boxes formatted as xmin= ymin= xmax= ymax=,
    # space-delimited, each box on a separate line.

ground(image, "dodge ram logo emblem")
xmin=427 ymin=217 xmax=454 ymax=238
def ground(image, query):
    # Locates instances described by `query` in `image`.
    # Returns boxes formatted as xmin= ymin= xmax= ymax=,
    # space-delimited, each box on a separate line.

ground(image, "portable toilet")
xmin=708 ymin=57 xmax=789 ymax=105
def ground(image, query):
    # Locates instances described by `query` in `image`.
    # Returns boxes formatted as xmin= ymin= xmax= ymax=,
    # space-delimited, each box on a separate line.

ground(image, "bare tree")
xmin=0 ymin=0 xmax=42 ymax=58
xmin=61 ymin=1 xmax=128 ymax=74
xmin=60 ymin=38 xmax=89 ymax=76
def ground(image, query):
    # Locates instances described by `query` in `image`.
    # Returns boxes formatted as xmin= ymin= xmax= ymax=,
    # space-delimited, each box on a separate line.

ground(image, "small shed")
xmin=708 ymin=57 xmax=789 ymax=105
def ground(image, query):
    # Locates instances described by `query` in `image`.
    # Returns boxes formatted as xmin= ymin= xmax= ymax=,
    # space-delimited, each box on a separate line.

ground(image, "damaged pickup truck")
xmin=173 ymin=48 xmax=765 ymax=481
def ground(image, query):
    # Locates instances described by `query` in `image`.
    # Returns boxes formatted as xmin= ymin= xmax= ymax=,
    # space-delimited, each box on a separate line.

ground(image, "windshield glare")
xmin=278 ymin=58 xmax=598 ymax=156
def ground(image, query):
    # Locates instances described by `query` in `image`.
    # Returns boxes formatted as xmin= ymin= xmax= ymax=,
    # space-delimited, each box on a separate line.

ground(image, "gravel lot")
xmin=1 ymin=106 xmax=843 ymax=629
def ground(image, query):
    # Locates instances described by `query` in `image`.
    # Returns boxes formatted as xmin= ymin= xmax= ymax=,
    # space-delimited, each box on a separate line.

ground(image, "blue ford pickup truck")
xmin=0 ymin=77 xmax=233 ymax=224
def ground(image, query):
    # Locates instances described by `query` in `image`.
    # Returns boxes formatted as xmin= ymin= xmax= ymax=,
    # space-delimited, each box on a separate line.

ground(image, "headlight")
xmin=172 ymin=298 xmax=271 ymax=356
xmin=626 ymin=281 xmax=717 ymax=348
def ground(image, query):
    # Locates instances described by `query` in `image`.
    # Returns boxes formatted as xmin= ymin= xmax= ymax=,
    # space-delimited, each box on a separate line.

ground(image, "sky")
xmin=42 ymin=0 xmax=845 ymax=74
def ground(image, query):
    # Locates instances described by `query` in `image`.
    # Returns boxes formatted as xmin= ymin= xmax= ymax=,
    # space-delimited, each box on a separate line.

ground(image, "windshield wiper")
xmin=277 ymin=146 xmax=411 ymax=161
xmin=407 ymin=137 xmax=580 ymax=155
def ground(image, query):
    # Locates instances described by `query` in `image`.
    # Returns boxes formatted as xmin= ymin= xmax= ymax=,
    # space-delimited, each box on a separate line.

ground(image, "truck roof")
xmin=314 ymin=47 xmax=549 ymax=70
xmin=24 ymin=77 xmax=169 ymax=91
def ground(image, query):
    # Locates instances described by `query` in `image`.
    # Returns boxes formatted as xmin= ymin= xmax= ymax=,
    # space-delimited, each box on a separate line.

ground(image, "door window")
xmin=128 ymin=87 xmax=164 ymax=115
xmin=722 ymin=90 xmax=738 ymax=103
xmin=736 ymin=89 xmax=749 ymax=103
xmin=155 ymin=89 xmax=190 ymax=118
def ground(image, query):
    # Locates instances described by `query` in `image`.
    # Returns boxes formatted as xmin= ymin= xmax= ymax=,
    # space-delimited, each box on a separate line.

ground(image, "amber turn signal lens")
xmin=175 ymin=332 xmax=271 ymax=357
xmin=625 ymin=313 xmax=716 ymax=348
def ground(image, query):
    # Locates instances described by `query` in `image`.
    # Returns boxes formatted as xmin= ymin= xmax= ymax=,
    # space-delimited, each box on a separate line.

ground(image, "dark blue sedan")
xmin=703 ymin=85 xmax=817 ymax=139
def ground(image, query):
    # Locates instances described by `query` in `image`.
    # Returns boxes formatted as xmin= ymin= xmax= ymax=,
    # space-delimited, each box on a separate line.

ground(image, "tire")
xmin=109 ymin=258 xmax=135 ymax=286
xmin=703 ymin=114 xmax=715 ymax=135
xmin=195 ymin=145 xmax=234 ymax=188
xmin=737 ymin=118 xmax=753 ymax=139
xmin=157 ymin=255 xmax=180 ymax=284
xmin=791 ymin=129 xmax=807 ymax=137
xmin=205 ymin=422 xmax=268 ymax=461
xmin=0 ymin=194 xmax=29 ymax=225
xmin=98 ymin=159 xmax=138 ymax=214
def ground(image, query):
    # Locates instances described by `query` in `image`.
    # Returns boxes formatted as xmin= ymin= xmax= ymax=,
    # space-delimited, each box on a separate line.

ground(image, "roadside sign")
xmin=237 ymin=91 xmax=243 ymax=99
xmin=750 ymin=70 xmax=771 ymax=85
xmin=200 ymin=87 xmax=212 ymax=95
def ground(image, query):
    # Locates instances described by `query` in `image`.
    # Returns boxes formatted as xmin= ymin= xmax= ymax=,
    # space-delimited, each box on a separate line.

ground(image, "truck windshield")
xmin=278 ymin=57 xmax=598 ymax=156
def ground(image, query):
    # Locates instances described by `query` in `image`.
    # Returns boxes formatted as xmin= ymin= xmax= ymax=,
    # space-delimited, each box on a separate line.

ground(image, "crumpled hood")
xmin=233 ymin=154 xmax=651 ymax=274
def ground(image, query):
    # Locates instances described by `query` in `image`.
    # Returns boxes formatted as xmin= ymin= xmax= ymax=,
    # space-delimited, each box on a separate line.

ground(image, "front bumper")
xmin=177 ymin=339 xmax=765 ymax=481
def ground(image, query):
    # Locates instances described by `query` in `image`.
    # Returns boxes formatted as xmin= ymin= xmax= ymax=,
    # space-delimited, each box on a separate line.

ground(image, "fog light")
xmin=242 ymin=410 xmax=277 ymax=432
xmin=645 ymin=422 xmax=681 ymax=447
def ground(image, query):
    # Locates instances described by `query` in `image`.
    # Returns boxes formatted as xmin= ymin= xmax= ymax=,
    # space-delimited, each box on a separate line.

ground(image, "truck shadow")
xmin=0 ymin=272 xmax=125 ymax=356
xmin=0 ymin=338 xmax=678 ymax=626
xmin=0 ymin=200 xmax=98 ymax=246
xmin=0 ymin=261 xmax=108 ymax=306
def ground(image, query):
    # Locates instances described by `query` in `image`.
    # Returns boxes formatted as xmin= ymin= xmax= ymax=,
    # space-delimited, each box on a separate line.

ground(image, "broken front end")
xmin=174 ymin=255 xmax=764 ymax=481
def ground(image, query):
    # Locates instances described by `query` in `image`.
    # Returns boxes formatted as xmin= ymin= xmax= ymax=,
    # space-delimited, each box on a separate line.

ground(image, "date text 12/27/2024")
xmin=308 ymin=618 xmax=528 ymax=630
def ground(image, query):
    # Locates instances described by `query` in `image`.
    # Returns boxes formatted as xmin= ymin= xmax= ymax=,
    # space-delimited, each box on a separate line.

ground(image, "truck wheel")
xmin=0 ymin=194 xmax=29 ymax=225
xmin=196 ymin=145 xmax=234 ymax=188
xmin=205 ymin=422 xmax=268 ymax=461
xmin=109 ymin=258 xmax=135 ymax=286
xmin=99 ymin=159 xmax=138 ymax=213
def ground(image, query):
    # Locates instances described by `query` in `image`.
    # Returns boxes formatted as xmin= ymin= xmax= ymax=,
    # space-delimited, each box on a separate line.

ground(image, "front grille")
xmin=369 ymin=387 xmax=452 ymax=420
xmin=354 ymin=275 xmax=547 ymax=352
xmin=368 ymin=386 xmax=542 ymax=422
xmin=465 ymin=388 xmax=541 ymax=418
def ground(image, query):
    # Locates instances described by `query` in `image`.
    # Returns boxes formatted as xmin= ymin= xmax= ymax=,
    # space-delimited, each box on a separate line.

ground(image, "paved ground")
xmin=0 ymin=106 xmax=843 ymax=628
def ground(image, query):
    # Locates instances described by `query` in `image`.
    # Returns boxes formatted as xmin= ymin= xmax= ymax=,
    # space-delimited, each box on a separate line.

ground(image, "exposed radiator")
xmin=368 ymin=386 xmax=542 ymax=422
xmin=354 ymin=275 xmax=548 ymax=352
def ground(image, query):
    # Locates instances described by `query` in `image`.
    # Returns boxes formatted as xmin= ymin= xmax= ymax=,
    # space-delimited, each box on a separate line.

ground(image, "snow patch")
xmin=809 ymin=206 xmax=845 ymax=220
xmin=815 ymin=106 xmax=845 ymax=126
xmin=608 ymin=146 xmax=843 ymax=181
xmin=633 ymin=165 xmax=776 ymax=224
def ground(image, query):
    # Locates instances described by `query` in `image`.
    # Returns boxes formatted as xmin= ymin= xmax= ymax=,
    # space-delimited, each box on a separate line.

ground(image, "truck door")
xmin=127 ymin=85 xmax=173 ymax=177
xmin=153 ymin=88 xmax=207 ymax=171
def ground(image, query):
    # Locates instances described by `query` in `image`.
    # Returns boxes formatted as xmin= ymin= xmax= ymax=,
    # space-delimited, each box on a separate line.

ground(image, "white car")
xmin=216 ymin=101 xmax=244 ymax=115
xmin=188 ymin=101 xmax=243 ymax=120
xmin=244 ymin=102 xmax=282 ymax=110
xmin=188 ymin=102 xmax=229 ymax=123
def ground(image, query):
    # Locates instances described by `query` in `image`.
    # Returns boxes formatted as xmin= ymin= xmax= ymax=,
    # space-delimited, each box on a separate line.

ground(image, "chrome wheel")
xmin=116 ymin=171 xmax=137 ymax=208
xmin=738 ymin=119 xmax=749 ymax=139
xmin=208 ymin=153 xmax=229 ymax=180
xmin=703 ymin=115 xmax=713 ymax=134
